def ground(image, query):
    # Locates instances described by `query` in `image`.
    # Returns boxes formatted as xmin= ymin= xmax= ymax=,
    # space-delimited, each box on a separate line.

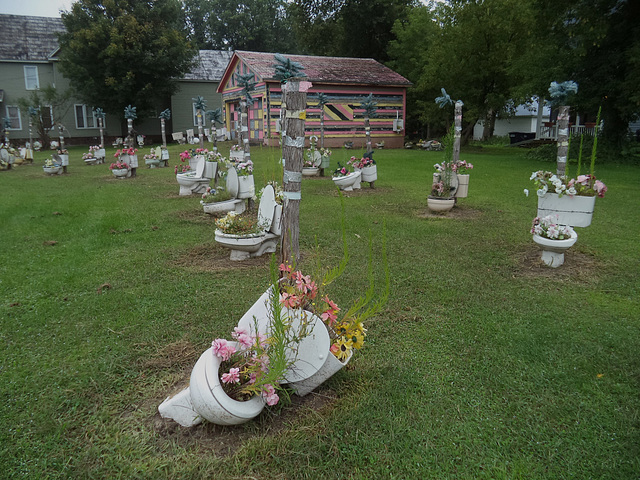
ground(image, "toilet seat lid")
xmin=194 ymin=157 xmax=205 ymax=176
xmin=312 ymin=150 xmax=322 ymax=167
xmin=257 ymin=185 xmax=276 ymax=231
xmin=226 ymin=166 xmax=239 ymax=197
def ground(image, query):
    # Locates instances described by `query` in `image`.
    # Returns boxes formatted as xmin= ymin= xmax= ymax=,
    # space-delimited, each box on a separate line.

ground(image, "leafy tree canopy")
xmin=57 ymin=0 xmax=197 ymax=119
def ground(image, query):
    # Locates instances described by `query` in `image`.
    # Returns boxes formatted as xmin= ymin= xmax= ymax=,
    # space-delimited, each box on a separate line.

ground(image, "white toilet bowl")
xmin=332 ymin=171 xmax=362 ymax=191
xmin=215 ymin=184 xmax=282 ymax=260
xmin=532 ymin=230 xmax=578 ymax=268
xmin=176 ymin=157 xmax=212 ymax=195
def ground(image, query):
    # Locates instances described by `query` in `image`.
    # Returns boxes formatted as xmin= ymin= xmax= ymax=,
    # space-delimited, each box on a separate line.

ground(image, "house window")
xmin=74 ymin=104 xmax=97 ymax=129
xmin=24 ymin=66 xmax=39 ymax=90
xmin=41 ymin=106 xmax=54 ymax=130
xmin=5 ymin=106 xmax=22 ymax=130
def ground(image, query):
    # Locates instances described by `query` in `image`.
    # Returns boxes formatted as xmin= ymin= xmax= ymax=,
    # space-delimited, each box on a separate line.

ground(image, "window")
xmin=74 ymin=105 xmax=97 ymax=129
xmin=41 ymin=106 xmax=54 ymax=130
xmin=24 ymin=66 xmax=39 ymax=90
xmin=5 ymin=106 xmax=22 ymax=130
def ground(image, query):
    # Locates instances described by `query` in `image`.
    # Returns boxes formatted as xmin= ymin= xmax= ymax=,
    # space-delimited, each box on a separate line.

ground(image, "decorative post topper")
xmin=159 ymin=108 xmax=171 ymax=148
xmin=193 ymin=96 xmax=207 ymax=149
xmin=435 ymin=88 xmax=464 ymax=165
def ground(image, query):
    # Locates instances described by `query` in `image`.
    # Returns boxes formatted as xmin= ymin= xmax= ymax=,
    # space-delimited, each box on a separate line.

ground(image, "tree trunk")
xmin=280 ymin=80 xmax=307 ymax=266
xmin=535 ymin=96 xmax=544 ymax=139
xmin=556 ymin=105 xmax=570 ymax=176
xmin=482 ymin=109 xmax=497 ymax=140
xmin=100 ymin=118 xmax=105 ymax=149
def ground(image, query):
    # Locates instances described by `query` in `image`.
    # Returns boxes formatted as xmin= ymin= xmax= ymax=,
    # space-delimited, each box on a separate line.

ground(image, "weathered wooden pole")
xmin=453 ymin=100 xmax=463 ymax=164
xmin=556 ymin=105 xmax=570 ymax=176
xmin=280 ymin=79 xmax=308 ymax=266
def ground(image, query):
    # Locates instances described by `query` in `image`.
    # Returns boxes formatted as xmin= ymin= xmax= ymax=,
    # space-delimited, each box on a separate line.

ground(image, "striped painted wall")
xmin=219 ymin=58 xmax=407 ymax=147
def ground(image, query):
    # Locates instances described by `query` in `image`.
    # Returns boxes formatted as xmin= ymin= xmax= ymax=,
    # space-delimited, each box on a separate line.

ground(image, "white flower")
xmin=537 ymin=185 xmax=548 ymax=197
xmin=567 ymin=186 xmax=577 ymax=196
xmin=524 ymin=189 xmax=529 ymax=197
xmin=530 ymin=171 xmax=538 ymax=180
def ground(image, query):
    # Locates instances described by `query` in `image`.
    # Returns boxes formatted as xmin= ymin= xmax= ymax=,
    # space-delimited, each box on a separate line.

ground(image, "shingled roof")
xmin=183 ymin=50 xmax=234 ymax=82
xmin=0 ymin=15 xmax=64 ymax=62
xmin=232 ymin=51 xmax=412 ymax=87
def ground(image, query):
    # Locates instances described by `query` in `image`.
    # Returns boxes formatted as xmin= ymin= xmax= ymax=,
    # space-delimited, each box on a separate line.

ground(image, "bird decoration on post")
xmin=234 ymin=73 xmax=257 ymax=160
xmin=548 ymin=81 xmax=578 ymax=176
xmin=158 ymin=108 xmax=171 ymax=148
xmin=206 ymin=107 xmax=223 ymax=153
xmin=273 ymin=53 xmax=307 ymax=84
xmin=360 ymin=93 xmax=378 ymax=155
xmin=193 ymin=96 xmax=207 ymax=149
xmin=435 ymin=88 xmax=464 ymax=165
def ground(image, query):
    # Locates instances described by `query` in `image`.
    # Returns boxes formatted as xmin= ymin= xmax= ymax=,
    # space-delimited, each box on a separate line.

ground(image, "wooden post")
xmin=197 ymin=109 xmax=204 ymax=149
xmin=453 ymin=100 xmax=462 ymax=164
xmin=99 ymin=118 xmax=105 ymax=149
xmin=160 ymin=118 xmax=166 ymax=148
xmin=280 ymin=79 xmax=308 ymax=266
xmin=556 ymin=105 xmax=570 ymax=176
xmin=364 ymin=114 xmax=372 ymax=154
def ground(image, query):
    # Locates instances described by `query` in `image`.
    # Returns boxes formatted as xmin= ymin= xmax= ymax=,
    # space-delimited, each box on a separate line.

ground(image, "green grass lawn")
xmin=1 ymin=142 xmax=639 ymax=479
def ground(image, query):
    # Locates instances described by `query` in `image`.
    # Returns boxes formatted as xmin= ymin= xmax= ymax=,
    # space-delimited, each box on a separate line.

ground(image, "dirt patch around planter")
xmin=417 ymin=205 xmax=484 ymax=220
xmin=514 ymin=243 xmax=602 ymax=281
xmin=172 ymin=243 xmax=269 ymax=271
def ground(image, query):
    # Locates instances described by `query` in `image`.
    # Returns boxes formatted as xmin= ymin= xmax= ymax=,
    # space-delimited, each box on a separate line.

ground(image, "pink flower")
xmin=576 ymin=175 xmax=589 ymax=185
xmin=262 ymin=384 xmax=279 ymax=406
xmin=211 ymin=338 xmax=236 ymax=361
xmin=594 ymin=180 xmax=607 ymax=198
xmin=280 ymin=292 xmax=299 ymax=309
xmin=221 ymin=367 xmax=240 ymax=384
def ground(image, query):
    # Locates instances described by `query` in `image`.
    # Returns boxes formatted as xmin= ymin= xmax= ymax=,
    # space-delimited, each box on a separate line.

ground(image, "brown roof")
xmin=0 ymin=15 xmax=64 ymax=62
xmin=234 ymin=51 xmax=412 ymax=87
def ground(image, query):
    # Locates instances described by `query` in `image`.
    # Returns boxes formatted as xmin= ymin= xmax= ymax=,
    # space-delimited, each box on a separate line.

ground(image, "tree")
xmin=57 ymin=0 xmax=196 ymax=128
xmin=183 ymin=0 xmax=295 ymax=52
xmin=18 ymin=85 xmax=72 ymax=148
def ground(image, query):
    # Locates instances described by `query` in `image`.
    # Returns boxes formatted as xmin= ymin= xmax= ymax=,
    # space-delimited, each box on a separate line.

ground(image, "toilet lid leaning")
xmin=257 ymin=185 xmax=277 ymax=231
xmin=195 ymin=157 xmax=205 ymax=176
xmin=226 ymin=166 xmax=239 ymax=197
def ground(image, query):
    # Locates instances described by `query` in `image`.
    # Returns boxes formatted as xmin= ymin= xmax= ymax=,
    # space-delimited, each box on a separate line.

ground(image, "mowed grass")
xmin=1 ymin=141 xmax=639 ymax=479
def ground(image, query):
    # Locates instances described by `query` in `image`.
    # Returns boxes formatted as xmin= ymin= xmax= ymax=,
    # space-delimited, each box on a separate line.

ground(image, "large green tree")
xmin=183 ymin=0 xmax=295 ymax=52
xmin=57 ymin=0 xmax=196 ymax=123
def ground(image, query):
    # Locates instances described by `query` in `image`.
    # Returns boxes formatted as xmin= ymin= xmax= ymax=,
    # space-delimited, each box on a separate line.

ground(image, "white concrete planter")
xmin=59 ymin=154 xmax=69 ymax=166
xmin=427 ymin=196 xmax=455 ymax=212
xmin=532 ymin=230 xmax=578 ymax=268
xmin=455 ymin=174 xmax=469 ymax=198
xmin=236 ymin=174 xmax=255 ymax=199
xmin=302 ymin=167 xmax=319 ymax=176
xmin=230 ymin=150 xmax=244 ymax=163
xmin=360 ymin=165 xmax=377 ymax=183
xmin=537 ymin=193 xmax=596 ymax=228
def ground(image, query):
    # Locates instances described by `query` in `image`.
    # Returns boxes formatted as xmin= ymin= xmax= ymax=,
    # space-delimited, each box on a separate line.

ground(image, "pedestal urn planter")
xmin=427 ymin=196 xmax=455 ymax=212
xmin=537 ymin=193 xmax=596 ymax=228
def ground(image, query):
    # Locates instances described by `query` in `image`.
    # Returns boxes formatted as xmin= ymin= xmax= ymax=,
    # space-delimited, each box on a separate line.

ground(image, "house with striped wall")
xmin=217 ymin=51 xmax=412 ymax=149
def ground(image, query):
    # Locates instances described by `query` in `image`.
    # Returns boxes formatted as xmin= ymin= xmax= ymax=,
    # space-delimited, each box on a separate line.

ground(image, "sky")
xmin=0 ymin=0 xmax=74 ymax=17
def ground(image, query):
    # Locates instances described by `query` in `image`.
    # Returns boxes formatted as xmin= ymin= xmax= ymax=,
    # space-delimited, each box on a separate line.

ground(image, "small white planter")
xmin=455 ymin=174 xmax=469 ymax=198
xmin=59 ymin=154 xmax=69 ymax=166
xmin=201 ymin=199 xmax=246 ymax=215
xmin=302 ymin=167 xmax=319 ymax=176
xmin=332 ymin=171 xmax=361 ymax=191
xmin=427 ymin=196 xmax=455 ymax=212
xmin=537 ymin=193 xmax=596 ymax=228
xmin=532 ymin=231 xmax=578 ymax=268
xmin=203 ymin=161 xmax=217 ymax=179
xmin=236 ymin=174 xmax=255 ymax=199
xmin=111 ymin=168 xmax=130 ymax=178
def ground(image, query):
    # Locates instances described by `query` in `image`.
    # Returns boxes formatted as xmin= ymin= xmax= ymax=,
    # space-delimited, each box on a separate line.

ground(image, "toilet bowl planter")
xmin=427 ymin=196 xmax=455 ymax=212
xmin=43 ymin=165 xmax=63 ymax=175
xmin=360 ymin=165 xmax=377 ymax=183
xmin=302 ymin=167 xmax=319 ymax=176
xmin=332 ymin=171 xmax=361 ymax=191
xmin=112 ymin=168 xmax=130 ymax=178
xmin=236 ymin=174 xmax=255 ymax=199
xmin=533 ymin=231 xmax=578 ymax=268
xmin=120 ymin=153 xmax=138 ymax=169
xmin=176 ymin=157 xmax=210 ymax=195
